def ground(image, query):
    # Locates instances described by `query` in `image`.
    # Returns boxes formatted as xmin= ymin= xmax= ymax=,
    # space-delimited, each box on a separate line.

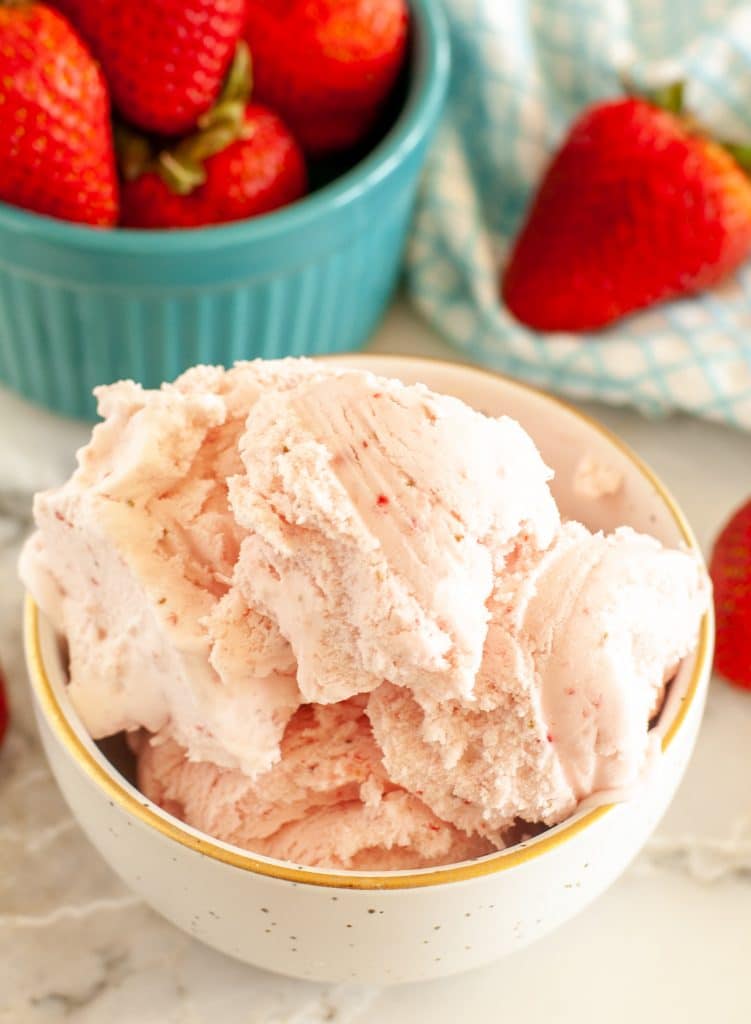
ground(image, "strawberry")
xmin=54 ymin=0 xmax=246 ymax=136
xmin=119 ymin=43 xmax=306 ymax=228
xmin=0 ymin=2 xmax=118 ymax=226
xmin=244 ymin=0 xmax=409 ymax=155
xmin=710 ymin=498 xmax=751 ymax=690
xmin=502 ymin=91 xmax=751 ymax=331
xmin=0 ymin=665 xmax=7 ymax=747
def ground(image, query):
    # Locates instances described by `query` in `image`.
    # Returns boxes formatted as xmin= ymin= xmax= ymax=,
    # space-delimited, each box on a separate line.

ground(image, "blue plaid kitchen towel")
xmin=406 ymin=0 xmax=751 ymax=429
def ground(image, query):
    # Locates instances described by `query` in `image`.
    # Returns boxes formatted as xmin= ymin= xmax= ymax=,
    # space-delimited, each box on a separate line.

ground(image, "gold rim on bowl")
xmin=24 ymin=357 xmax=714 ymax=891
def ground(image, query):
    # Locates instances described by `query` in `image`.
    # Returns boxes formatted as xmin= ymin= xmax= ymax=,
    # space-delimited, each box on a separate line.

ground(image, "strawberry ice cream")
xmin=368 ymin=522 xmax=709 ymax=843
xmin=133 ymin=699 xmax=492 ymax=870
xmin=227 ymin=370 xmax=559 ymax=705
xmin=21 ymin=358 xmax=710 ymax=870
xmin=20 ymin=362 xmax=311 ymax=777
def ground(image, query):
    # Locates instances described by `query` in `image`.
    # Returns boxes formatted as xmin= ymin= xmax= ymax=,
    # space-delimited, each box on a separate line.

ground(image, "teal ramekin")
xmin=0 ymin=0 xmax=449 ymax=419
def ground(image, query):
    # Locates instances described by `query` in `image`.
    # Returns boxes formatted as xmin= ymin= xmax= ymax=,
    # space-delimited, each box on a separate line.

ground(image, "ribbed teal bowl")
xmin=0 ymin=0 xmax=449 ymax=420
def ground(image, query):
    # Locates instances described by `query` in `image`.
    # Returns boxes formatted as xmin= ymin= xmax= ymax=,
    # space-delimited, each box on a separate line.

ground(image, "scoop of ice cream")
xmin=20 ymin=361 xmax=317 ymax=775
xmin=20 ymin=359 xmax=558 ymax=772
xmin=368 ymin=522 xmax=710 ymax=841
xmin=227 ymin=371 xmax=560 ymax=705
xmin=20 ymin=357 xmax=709 ymax=874
xmin=134 ymin=700 xmax=493 ymax=870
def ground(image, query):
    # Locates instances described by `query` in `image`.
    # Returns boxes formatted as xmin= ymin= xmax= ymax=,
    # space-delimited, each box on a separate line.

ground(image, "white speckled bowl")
xmin=24 ymin=356 xmax=713 ymax=985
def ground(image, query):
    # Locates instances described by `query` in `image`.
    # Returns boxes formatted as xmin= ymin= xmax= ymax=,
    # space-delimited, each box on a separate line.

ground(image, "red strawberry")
xmin=54 ymin=0 xmax=246 ymax=136
xmin=119 ymin=43 xmax=306 ymax=228
xmin=121 ymin=105 xmax=307 ymax=227
xmin=244 ymin=0 xmax=409 ymax=155
xmin=710 ymin=498 xmax=751 ymax=690
xmin=0 ymin=666 xmax=7 ymax=747
xmin=0 ymin=2 xmax=118 ymax=226
xmin=502 ymin=94 xmax=751 ymax=331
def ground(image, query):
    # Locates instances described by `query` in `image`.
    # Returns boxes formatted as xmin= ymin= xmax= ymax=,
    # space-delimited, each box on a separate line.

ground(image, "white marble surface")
xmin=1 ymin=300 xmax=751 ymax=1022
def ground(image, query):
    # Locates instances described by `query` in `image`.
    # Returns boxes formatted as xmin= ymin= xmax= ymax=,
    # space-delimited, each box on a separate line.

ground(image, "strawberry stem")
xmin=721 ymin=141 xmax=751 ymax=173
xmin=157 ymin=152 xmax=206 ymax=195
xmin=648 ymin=81 xmax=684 ymax=116
xmin=154 ymin=41 xmax=252 ymax=194
xmin=620 ymin=74 xmax=686 ymax=117
xmin=115 ymin=42 xmax=253 ymax=196
xmin=198 ymin=38 xmax=252 ymax=128
xmin=114 ymin=122 xmax=153 ymax=182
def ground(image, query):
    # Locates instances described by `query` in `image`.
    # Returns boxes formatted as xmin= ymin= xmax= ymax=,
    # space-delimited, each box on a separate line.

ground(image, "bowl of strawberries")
xmin=0 ymin=0 xmax=449 ymax=419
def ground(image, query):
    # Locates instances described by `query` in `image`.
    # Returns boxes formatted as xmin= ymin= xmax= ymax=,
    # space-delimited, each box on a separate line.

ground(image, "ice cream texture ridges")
xmin=21 ymin=359 xmax=710 ymax=870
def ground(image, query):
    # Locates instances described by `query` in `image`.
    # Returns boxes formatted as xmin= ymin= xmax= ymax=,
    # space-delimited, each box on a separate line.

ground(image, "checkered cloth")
xmin=406 ymin=0 xmax=751 ymax=429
